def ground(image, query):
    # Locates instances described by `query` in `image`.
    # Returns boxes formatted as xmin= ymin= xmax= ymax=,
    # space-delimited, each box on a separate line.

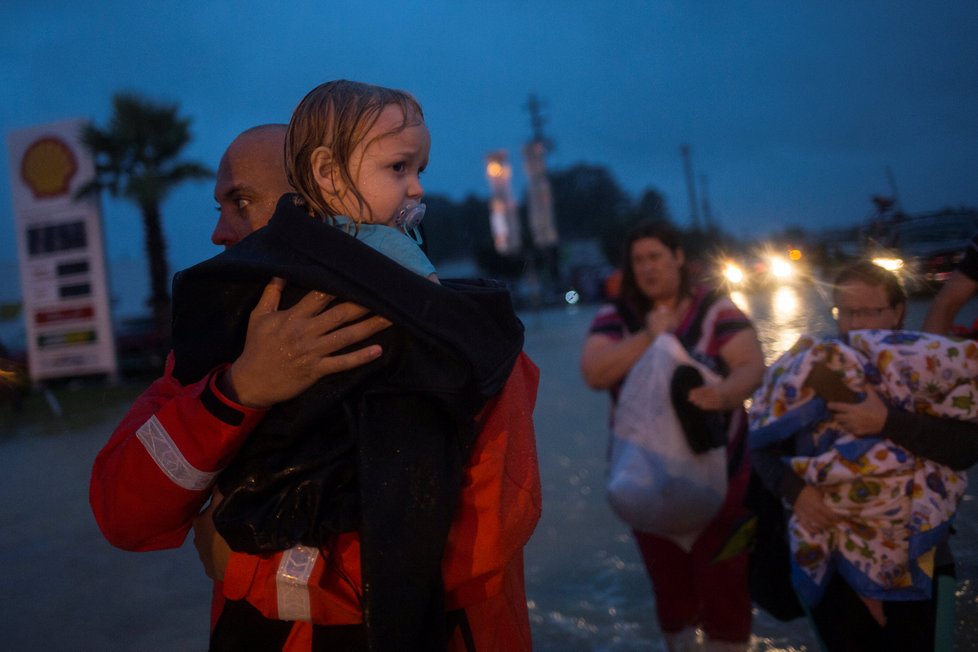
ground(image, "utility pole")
xmin=885 ymin=165 xmax=902 ymax=212
xmin=699 ymin=173 xmax=714 ymax=230
xmin=680 ymin=144 xmax=700 ymax=230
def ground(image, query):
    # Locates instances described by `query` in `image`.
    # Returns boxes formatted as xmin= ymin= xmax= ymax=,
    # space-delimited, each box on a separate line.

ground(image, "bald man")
xmin=89 ymin=123 xmax=392 ymax=614
xmin=90 ymin=125 xmax=541 ymax=651
xmin=211 ymin=125 xmax=292 ymax=249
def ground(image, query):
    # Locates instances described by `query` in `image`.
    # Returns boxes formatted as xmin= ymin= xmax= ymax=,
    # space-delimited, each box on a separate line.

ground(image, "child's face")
xmin=332 ymin=104 xmax=430 ymax=225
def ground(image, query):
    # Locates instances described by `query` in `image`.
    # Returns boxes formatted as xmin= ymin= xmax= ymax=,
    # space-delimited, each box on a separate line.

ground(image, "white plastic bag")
xmin=606 ymin=333 xmax=727 ymax=550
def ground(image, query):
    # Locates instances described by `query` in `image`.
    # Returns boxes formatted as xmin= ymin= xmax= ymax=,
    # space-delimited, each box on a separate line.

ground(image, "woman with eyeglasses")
xmin=755 ymin=261 xmax=978 ymax=651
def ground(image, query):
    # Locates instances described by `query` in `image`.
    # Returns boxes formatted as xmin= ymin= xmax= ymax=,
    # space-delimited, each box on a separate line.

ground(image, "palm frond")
xmin=76 ymin=91 xmax=208 ymax=339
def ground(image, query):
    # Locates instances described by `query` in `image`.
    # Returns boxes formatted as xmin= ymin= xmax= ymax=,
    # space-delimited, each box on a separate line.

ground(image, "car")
xmin=872 ymin=210 xmax=978 ymax=292
xmin=0 ymin=338 xmax=28 ymax=410
xmin=717 ymin=246 xmax=808 ymax=291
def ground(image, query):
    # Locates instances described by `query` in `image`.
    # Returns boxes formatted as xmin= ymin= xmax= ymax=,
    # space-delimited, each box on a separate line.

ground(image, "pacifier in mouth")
xmin=393 ymin=199 xmax=426 ymax=244
xmin=393 ymin=199 xmax=426 ymax=230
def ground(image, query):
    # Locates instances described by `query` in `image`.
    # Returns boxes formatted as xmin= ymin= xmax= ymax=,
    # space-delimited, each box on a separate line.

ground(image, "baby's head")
xmin=286 ymin=80 xmax=429 ymax=226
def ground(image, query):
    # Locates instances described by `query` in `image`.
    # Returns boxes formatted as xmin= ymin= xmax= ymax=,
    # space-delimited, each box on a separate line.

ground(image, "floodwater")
xmin=2 ymin=278 xmax=978 ymax=650
xmin=522 ymin=279 xmax=978 ymax=651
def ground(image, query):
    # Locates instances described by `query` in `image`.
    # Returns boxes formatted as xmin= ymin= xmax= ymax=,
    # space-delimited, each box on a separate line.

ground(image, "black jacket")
xmin=170 ymin=195 xmax=524 ymax=651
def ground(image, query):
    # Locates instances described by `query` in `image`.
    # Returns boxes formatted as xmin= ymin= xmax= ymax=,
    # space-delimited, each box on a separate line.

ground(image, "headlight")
xmin=872 ymin=257 xmax=904 ymax=271
xmin=769 ymin=256 xmax=793 ymax=279
xmin=723 ymin=262 xmax=745 ymax=285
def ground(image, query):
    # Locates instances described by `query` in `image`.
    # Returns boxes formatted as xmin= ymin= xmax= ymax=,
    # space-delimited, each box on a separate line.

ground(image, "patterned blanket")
xmin=749 ymin=330 xmax=977 ymax=604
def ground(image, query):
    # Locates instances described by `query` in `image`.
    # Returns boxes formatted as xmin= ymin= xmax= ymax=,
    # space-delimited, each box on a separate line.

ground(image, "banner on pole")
xmin=485 ymin=150 xmax=521 ymax=256
xmin=522 ymin=139 xmax=558 ymax=249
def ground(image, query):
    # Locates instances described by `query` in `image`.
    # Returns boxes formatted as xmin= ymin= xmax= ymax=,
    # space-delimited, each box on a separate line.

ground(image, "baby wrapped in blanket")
xmin=749 ymin=330 xmax=978 ymax=609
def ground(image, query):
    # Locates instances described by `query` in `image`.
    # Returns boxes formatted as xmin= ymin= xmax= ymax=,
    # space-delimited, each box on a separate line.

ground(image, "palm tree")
xmin=77 ymin=93 xmax=213 ymax=340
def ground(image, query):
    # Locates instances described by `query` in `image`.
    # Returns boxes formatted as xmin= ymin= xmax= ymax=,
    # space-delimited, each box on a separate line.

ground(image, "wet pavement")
xmin=2 ymin=283 xmax=978 ymax=650
xmin=0 ymin=413 xmax=211 ymax=650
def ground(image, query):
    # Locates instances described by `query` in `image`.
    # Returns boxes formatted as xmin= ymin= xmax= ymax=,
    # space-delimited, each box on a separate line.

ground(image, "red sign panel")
xmin=35 ymin=305 xmax=95 ymax=324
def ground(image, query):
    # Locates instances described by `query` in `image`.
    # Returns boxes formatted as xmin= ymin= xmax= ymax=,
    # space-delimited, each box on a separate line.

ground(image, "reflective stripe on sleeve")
xmin=135 ymin=415 xmax=218 ymax=491
xmin=277 ymin=544 xmax=319 ymax=622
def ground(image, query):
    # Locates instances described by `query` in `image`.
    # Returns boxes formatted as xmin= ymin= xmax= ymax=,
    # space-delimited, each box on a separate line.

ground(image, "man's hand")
xmin=828 ymin=387 xmax=887 ymax=436
xmin=792 ymin=485 xmax=840 ymax=533
xmin=193 ymin=489 xmax=230 ymax=582
xmin=220 ymin=278 xmax=392 ymax=408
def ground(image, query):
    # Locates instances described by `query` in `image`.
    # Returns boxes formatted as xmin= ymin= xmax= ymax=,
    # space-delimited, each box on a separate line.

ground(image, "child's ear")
xmin=310 ymin=146 xmax=336 ymax=193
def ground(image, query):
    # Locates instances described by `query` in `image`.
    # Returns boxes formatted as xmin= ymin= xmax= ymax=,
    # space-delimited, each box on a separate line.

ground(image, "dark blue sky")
xmin=3 ymin=1 xmax=977 ymax=277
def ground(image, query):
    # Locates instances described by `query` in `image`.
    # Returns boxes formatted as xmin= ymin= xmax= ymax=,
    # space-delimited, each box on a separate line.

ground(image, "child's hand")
xmin=827 ymin=387 xmax=887 ymax=436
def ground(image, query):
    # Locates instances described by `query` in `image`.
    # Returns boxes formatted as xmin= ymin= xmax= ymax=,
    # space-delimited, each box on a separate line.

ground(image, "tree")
xmin=632 ymin=187 xmax=671 ymax=224
xmin=596 ymin=186 xmax=672 ymax=266
xmin=549 ymin=163 xmax=630 ymax=241
xmin=77 ymin=93 xmax=213 ymax=340
xmin=423 ymin=193 xmax=492 ymax=262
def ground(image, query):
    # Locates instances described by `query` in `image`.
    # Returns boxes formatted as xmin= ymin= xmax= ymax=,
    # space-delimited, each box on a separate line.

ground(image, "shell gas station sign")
xmin=6 ymin=118 xmax=117 ymax=382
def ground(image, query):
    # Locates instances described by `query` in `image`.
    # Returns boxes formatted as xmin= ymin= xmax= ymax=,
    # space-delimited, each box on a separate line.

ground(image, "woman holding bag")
xmin=581 ymin=220 xmax=764 ymax=652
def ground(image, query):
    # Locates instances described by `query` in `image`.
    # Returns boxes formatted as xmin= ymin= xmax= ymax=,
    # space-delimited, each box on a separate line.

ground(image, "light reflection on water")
xmin=521 ymin=283 xmax=978 ymax=651
xmin=735 ymin=282 xmax=835 ymax=365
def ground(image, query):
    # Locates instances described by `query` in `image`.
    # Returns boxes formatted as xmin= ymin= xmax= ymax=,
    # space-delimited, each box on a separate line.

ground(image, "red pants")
xmin=633 ymin=478 xmax=752 ymax=642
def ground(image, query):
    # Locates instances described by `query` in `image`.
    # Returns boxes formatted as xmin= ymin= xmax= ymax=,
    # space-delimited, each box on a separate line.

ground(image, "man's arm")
xmin=90 ymin=281 xmax=391 ymax=551
xmin=922 ymin=270 xmax=978 ymax=334
xmin=90 ymin=357 xmax=265 ymax=550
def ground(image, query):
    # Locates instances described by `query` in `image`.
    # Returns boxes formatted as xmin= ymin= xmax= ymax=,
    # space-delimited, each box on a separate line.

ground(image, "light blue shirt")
xmin=333 ymin=216 xmax=436 ymax=278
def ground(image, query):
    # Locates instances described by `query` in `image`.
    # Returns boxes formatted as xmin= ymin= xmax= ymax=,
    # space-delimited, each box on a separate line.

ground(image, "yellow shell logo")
xmin=20 ymin=137 xmax=78 ymax=199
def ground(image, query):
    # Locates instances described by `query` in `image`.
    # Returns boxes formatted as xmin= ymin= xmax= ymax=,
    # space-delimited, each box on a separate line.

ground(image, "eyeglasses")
xmin=831 ymin=305 xmax=893 ymax=321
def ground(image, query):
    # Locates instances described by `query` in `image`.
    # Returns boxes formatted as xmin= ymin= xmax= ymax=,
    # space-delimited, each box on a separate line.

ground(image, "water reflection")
xmin=767 ymin=286 xmax=803 ymax=363
xmin=729 ymin=290 xmax=749 ymax=314
xmin=742 ymin=282 xmax=835 ymax=364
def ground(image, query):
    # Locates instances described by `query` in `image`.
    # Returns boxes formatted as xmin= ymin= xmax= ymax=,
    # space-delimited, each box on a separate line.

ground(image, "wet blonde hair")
xmin=285 ymin=79 xmax=423 ymax=222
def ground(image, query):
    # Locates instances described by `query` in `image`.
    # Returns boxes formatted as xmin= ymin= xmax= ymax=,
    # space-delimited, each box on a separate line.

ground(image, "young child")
xmin=167 ymin=80 xmax=534 ymax=650
xmin=285 ymin=79 xmax=439 ymax=282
